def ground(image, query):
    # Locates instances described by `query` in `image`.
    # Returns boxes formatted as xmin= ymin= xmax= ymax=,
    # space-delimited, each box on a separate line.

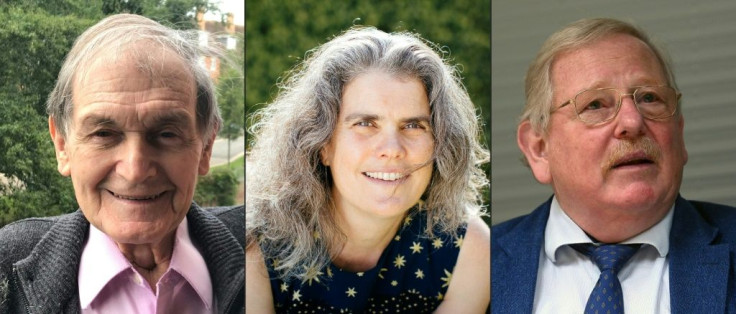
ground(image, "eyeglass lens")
xmin=574 ymin=86 xmax=676 ymax=124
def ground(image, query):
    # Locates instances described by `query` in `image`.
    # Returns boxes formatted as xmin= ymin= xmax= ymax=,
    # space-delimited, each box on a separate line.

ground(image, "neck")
xmin=332 ymin=209 xmax=406 ymax=272
xmin=558 ymin=197 xmax=673 ymax=243
xmin=117 ymin=231 xmax=176 ymax=290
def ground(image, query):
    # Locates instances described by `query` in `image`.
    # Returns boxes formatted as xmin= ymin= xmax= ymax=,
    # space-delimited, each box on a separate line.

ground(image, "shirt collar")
xmin=544 ymin=196 xmax=673 ymax=262
xmin=78 ymin=222 xmax=133 ymax=309
xmin=78 ymin=217 xmax=213 ymax=310
xmin=169 ymin=216 xmax=213 ymax=310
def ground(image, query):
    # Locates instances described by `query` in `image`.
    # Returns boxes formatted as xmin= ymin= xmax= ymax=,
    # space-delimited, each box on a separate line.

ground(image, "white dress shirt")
xmin=533 ymin=196 xmax=673 ymax=314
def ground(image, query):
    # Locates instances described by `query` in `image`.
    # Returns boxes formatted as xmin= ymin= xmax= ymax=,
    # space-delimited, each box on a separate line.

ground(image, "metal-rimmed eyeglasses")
xmin=554 ymin=85 xmax=681 ymax=125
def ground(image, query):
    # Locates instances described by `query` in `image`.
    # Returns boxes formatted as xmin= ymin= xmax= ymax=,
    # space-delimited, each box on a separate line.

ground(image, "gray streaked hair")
xmin=521 ymin=18 xmax=678 ymax=136
xmin=46 ymin=13 xmax=222 ymax=142
xmin=246 ymin=26 xmax=489 ymax=281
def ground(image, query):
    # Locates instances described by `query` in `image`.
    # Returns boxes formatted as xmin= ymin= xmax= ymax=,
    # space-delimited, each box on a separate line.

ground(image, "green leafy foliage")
xmin=218 ymin=34 xmax=245 ymax=141
xmin=194 ymin=168 xmax=238 ymax=207
xmin=0 ymin=93 xmax=78 ymax=226
xmin=101 ymin=0 xmax=219 ymax=29
xmin=0 ymin=7 xmax=96 ymax=227
xmin=0 ymin=6 xmax=97 ymax=115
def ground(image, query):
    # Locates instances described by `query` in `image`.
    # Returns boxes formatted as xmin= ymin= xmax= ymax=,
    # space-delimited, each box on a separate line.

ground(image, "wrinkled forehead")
xmin=72 ymin=41 xmax=195 ymax=98
xmin=550 ymin=34 xmax=667 ymax=96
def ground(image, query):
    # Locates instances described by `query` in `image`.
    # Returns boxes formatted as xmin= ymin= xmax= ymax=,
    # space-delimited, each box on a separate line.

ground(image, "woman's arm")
xmin=246 ymin=243 xmax=276 ymax=314
xmin=434 ymin=216 xmax=491 ymax=313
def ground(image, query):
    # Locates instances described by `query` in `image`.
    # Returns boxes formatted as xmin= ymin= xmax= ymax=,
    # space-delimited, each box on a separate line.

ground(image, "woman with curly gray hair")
xmin=246 ymin=26 xmax=489 ymax=313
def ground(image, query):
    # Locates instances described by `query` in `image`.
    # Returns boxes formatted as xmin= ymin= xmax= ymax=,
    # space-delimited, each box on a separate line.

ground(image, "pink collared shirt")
xmin=78 ymin=217 xmax=213 ymax=314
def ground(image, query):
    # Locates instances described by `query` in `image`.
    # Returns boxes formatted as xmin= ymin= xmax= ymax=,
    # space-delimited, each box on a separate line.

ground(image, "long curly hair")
xmin=246 ymin=26 xmax=488 ymax=281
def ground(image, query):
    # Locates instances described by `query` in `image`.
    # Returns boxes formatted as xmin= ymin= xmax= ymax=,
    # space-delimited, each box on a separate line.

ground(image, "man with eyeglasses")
xmin=492 ymin=18 xmax=736 ymax=313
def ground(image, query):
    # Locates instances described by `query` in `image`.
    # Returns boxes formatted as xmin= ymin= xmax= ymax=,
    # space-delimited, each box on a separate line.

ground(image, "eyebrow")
xmin=343 ymin=113 xmax=431 ymax=124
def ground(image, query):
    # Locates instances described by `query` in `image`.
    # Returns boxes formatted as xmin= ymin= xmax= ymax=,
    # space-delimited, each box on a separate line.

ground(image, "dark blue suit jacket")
xmin=492 ymin=196 xmax=736 ymax=313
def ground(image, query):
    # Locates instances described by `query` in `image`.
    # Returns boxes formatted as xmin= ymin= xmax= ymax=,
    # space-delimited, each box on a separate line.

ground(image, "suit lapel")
xmin=492 ymin=198 xmax=551 ymax=313
xmin=669 ymin=196 xmax=729 ymax=313
xmin=14 ymin=211 xmax=88 ymax=314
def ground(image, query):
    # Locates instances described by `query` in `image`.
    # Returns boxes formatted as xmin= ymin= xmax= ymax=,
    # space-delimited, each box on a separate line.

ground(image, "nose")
xmin=376 ymin=129 xmax=406 ymax=160
xmin=613 ymin=94 xmax=645 ymax=139
xmin=116 ymin=134 xmax=157 ymax=183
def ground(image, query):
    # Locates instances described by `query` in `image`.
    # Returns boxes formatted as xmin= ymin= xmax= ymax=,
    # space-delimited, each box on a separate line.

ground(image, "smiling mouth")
xmin=108 ymin=190 xmax=166 ymax=201
xmin=363 ymin=172 xmax=407 ymax=181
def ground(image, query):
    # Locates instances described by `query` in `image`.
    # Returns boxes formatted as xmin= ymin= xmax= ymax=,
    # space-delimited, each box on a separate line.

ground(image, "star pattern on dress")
xmin=410 ymin=241 xmax=423 ymax=254
xmin=415 ymin=269 xmax=425 ymax=279
xmin=271 ymin=259 xmax=280 ymax=268
xmin=301 ymin=265 xmax=323 ymax=286
xmin=393 ymin=254 xmax=406 ymax=268
xmin=432 ymin=238 xmax=444 ymax=249
xmin=454 ymin=235 xmax=464 ymax=248
xmin=265 ymin=208 xmax=466 ymax=312
xmin=440 ymin=269 xmax=452 ymax=288
xmin=378 ymin=268 xmax=388 ymax=279
xmin=404 ymin=215 xmax=413 ymax=226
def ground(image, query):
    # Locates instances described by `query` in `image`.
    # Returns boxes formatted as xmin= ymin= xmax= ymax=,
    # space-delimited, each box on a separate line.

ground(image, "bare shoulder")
xmin=245 ymin=243 xmax=276 ymax=314
xmin=434 ymin=216 xmax=490 ymax=313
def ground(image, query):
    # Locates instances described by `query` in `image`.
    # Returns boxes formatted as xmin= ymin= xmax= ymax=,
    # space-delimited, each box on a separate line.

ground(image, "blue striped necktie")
xmin=572 ymin=244 xmax=640 ymax=314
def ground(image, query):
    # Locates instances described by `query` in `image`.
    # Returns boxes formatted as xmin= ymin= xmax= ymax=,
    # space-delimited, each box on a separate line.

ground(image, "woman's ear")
xmin=320 ymin=144 xmax=332 ymax=166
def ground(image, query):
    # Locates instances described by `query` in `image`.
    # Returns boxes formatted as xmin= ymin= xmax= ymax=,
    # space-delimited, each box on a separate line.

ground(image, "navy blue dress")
xmin=265 ymin=208 xmax=467 ymax=313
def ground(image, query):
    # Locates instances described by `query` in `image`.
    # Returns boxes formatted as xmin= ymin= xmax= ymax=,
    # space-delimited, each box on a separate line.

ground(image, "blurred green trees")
xmin=195 ymin=168 xmax=239 ymax=207
xmin=0 ymin=5 xmax=96 ymax=226
xmin=0 ymin=0 xmax=233 ymax=226
xmin=218 ymin=34 xmax=246 ymax=144
xmin=246 ymin=0 xmax=491 ymax=203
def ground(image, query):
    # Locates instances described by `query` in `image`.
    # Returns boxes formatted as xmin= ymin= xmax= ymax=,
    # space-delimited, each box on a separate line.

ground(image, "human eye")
xmin=584 ymin=100 xmax=605 ymax=110
xmin=636 ymin=90 xmax=665 ymax=104
xmin=404 ymin=121 xmax=430 ymax=131
xmin=153 ymin=128 xmax=184 ymax=144
xmin=576 ymin=90 xmax=615 ymax=114
xmin=405 ymin=122 xmax=422 ymax=129
xmin=354 ymin=120 xmax=374 ymax=127
xmin=92 ymin=129 xmax=116 ymax=137
xmin=84 ymin=129 xmax=122 ymax=147
xmin=88 ymin=128 xmax=122 ymax=140
xmin=159 ymin=130 xmax=179 ymax=138
xmin=578 ymin=98 xmax=614 ymax=114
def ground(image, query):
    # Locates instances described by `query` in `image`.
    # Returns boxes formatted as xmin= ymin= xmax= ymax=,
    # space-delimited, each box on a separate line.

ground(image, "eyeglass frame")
xmin=553 ymin=85 xmax=682 ymax=125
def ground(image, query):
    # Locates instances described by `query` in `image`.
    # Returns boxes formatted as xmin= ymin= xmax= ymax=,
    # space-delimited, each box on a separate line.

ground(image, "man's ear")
xmin=49 ymin=117 xmax=72 ymax=177
xmin=678 ymin=114 xmax=688 ymax=165
xmin=517 ymin=120 xmax=551 ymax=184
xmin=198 ymin=131 xmax=218 ymax=176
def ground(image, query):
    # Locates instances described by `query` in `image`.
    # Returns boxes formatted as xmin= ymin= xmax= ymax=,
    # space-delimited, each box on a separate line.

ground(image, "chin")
xmin=610 ymin=187 xmax=669 ymax=212
xmin=368 ymin=200 xmax=416 ymax=218
xmin=109 ymin=223 xmax=172 ymax=245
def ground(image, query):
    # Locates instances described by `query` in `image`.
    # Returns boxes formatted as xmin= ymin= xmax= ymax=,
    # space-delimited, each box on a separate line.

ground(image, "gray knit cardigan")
xmin=0 ymin=203 xmax=244 ymax=314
